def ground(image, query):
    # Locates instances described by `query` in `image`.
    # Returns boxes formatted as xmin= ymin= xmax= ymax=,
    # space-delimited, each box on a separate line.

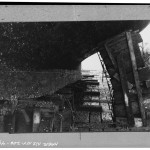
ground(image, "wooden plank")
xmin=84 ymin=91 xmax=100 ymax=96
xmin=142 ymin=87 xmax=150 ymax=94
xmin=84 ymin=81 xmax=99 ymax=85
xmin=104 ymin=31 xmax=126 ymax=45
xmin=104 ymin=44 xmax=117 ymax=69
xmin=82 ymin=79 xmax=98 ymax=82
xmin=117 ymin=53 xmax=135 ymax=127
xmin=32 ymin=109 xmax=41 ymax=132
xmin=89 ymin=112 xmax=91 ymax=132
xmin=138 ymin=66 xmax=150 ymax=81
xmin=113 ymin=104 xmax=127 ymax=117
xmin=146 ymin=80 xmax=150 ymax=88
xmin=76 ymin=105 xmax=102 ymax=112
xmin=106 ymin=33 xmax=142 ymax=55
xmin=126 ymin=31 xmax=147 ymax=126
xmin=0 ymin=116 xmax=4 ymax=132
xmin=82 ymin=75 xmax=94 ymax=78
xmin=9 ymin=112 xmax=16 ymax=134
xmin=126 ymin=67 xmax=150 ymax=83
xmin=83 ymin=100 xmax=112 ymax=103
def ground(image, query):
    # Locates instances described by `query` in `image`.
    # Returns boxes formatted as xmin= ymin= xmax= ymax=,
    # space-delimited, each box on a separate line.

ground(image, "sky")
xmin=81 ymin=23 xmax=150 ymax=70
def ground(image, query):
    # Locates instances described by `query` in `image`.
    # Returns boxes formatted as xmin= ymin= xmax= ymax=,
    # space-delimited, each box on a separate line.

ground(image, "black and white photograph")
xmin=0 ymin=3 xmax=150 ymax=148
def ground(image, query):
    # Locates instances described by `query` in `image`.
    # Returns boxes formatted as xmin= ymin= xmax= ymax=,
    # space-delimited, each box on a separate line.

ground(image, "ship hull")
xmin=0 ymin=21 xmax=149 ymax=71
xmin=0 ymin=21 xmax=149 ymax=99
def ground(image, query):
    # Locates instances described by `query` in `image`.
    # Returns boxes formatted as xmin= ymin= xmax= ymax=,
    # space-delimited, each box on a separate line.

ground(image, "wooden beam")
xmin=117 ymin=53 xmax=135 ymax=127
xmin=32 ymin=109 xmax=41 ymax=132
xmin=83 ymin=100 xmax=112 ymax=103
xmin=84 ymin=81 xmax=99 ymax=85
xmin=82 ymin=79 xmax=98 ymax=82
xmin=84 ymin=91 xmax=100 ymax=96
xmin=104 ymin=44 xmax=117 ymax=70
xmin=82 ymin=75 xmax=95 ymax=78
xmin=138 ymin=66 xmax=150 ymax=81
xmin=145 ymin=80 xmax=150 ymax=88
xmin=126 ymin=31 xmax=147 ymax=126
xmin=9 ymin=112 xmax=16 ymax=134
xmin=76 ymin=105 xmax=102 ymax=112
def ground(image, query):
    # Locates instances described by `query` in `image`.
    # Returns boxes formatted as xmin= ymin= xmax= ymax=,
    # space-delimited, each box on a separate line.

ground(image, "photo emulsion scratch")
xmin=0 ymin=4 xmax=150 ymax=148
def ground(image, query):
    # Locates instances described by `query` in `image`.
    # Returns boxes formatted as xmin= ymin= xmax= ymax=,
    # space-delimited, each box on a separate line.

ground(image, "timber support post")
xmin=126 ymin=31 xmax=147 ymax=127
xmin=117 ymin=52 xmax=135 ymax=127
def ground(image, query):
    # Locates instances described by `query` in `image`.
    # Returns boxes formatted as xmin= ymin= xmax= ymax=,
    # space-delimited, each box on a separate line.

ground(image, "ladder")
xmin=97 ymin=52 xmax=115 ymax=122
